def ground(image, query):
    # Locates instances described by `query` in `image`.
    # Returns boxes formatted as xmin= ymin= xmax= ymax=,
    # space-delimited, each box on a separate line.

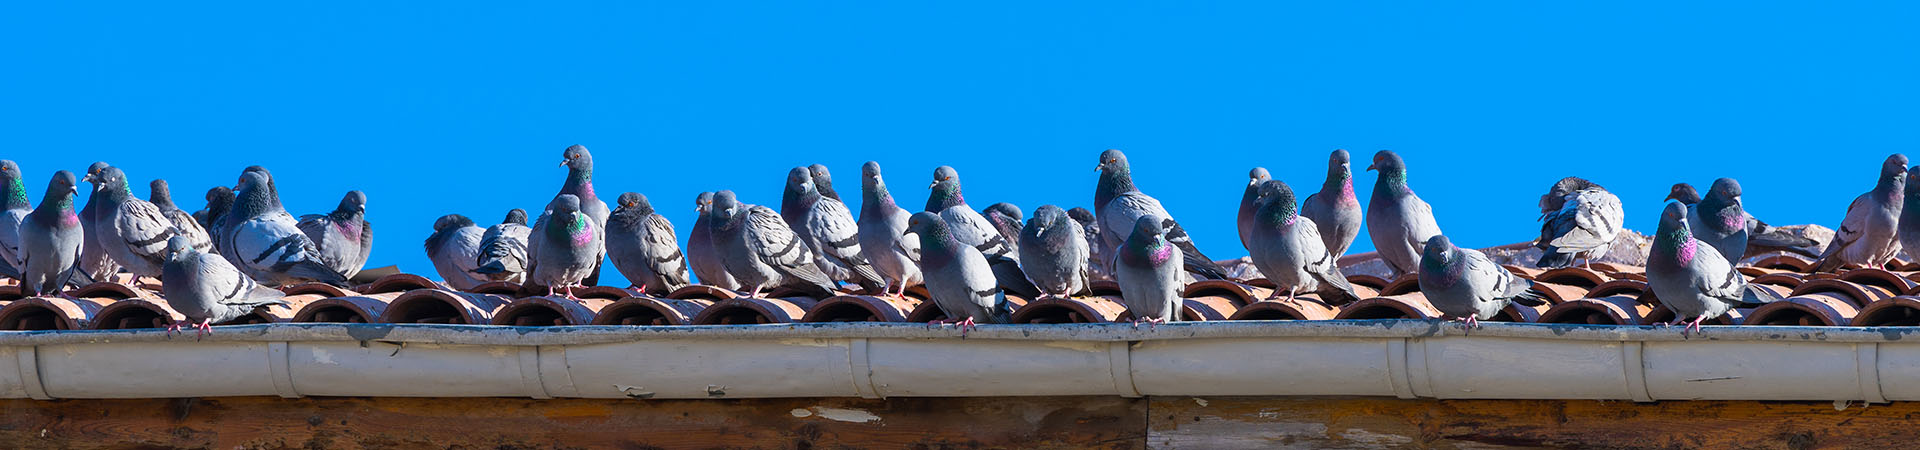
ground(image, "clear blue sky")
xmin=4 ymin=2 xmax=1915 ymax=287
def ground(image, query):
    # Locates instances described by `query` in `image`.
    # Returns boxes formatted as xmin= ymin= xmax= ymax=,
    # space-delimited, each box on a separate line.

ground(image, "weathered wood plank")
xmin=1148 ymin=396 xmax=1919 ymax=449
xmin=0 ymin=396 xmax=1146 ymax=450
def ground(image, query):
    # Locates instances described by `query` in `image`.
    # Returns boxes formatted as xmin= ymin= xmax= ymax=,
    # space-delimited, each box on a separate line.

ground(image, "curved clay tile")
xmin=1789 ymin=279 xmax=1891 ymax=307
xmin=1340 ymin=275 xmax=1386 ymax=292
xmin=1226 ymin=298 xmax=1340 ymax=321
xmin=1243 ymin=278 xmax=1279 ymax=290
xmin=0 ymin=297 xmax=111 ymax=330
xmin=691 ymin=296 xmax=821 ymax=325
xmin=1492 ymin=302 xmax=1548 ymax=323
xmin=802 ymin=295 xmax=921 ymax=323
xmin=1005 ymin=295 xmax=1123 ymax=324
xmin=902 ymin=285 xmax=931 ymax=301
xmin=91 ymin=298 xmax=185 ymax=330
xmin=1850 ymin=296 xmax=1920 ymax=326
xmin=467 ymin=281 xmax=524 ymax=297
xmin=1087 ymin=280 xmax=1124 ymax=297
xmin=1501 ymin=265 xmax=1546 ymax=280
xmin=69 ymin=282 xmax=153 ymax=300
xmin=1534 ymin=267 xmax=1611 ymax=289
xmin=1644 ymin=305 xmax=1746 ymax=326
xmin=1527 ymin=281 xmax=1590 ymax=305
xmin=1743 ymin=293 xmax=1859 ymax=326
xmin=1181 ymin=280 xmax=1261 ymax=306
xmin=1538 ymin=296 xmax=1653 ymax=325
xmin=380 ymin=290 xmax=510 ymax=324
xmin=1837 ymin=268 xmax=1920 ymax=295
xmin=362 ymin=273 xmax=439 ymax=295
xmin=1749 ymin=273 xmax=1806 ymax=288
xmin=666 ymin=284 xmax=741 ymax=302
xmin=1177 ymin=297 xmax=1238 ymax=321
xmin=591 ymin=296 xmax=713 ymax=326
xmin=1585 ymin=279 xmax=1650 ymax=300
xmin=491 ymin=296 xmax=614 ymax=326
xmin=1753 ymin=254 xmax=1815 ymax=272
xmin=1736 ymin=266 xmax=1786 ymax=277
xmin=1332 ymin=293 xmax=1438 ymax=320
xmin=1588 ymin=262 xmax=1640 ymax=274
xmin=292 ymin=293 xmax=396 ymax=323
xmin=280 ymin=282 xmax=357 ymax=299
xmin=1607 ymin=271 xmax=1649 ymax=283
xmin=1378 ymin=276 xmax=1421 ymax=297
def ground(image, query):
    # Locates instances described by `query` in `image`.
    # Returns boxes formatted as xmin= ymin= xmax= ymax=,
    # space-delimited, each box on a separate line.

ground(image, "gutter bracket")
xmin=1857 ymin=343 xmax=1887 ymax=404
xmin=1622 ymin=341 xmax=1653 ymax=402
xmin=15 ymin=346 xmax=48 ymax=400
xmin=266 ymin=341 xmax=300 ymax=398
xmin=516 ymin=346 xmax=551 ymax=399
xmin=538 ymin=345 xmax=579 ymax=398
xmin=1108 ymin=341 xmax=1141 ymax=398
xmin=1386 ymin=339 xmax=1416 ymax=399
xmin=848 ymin=338 xmax=880 ymax=399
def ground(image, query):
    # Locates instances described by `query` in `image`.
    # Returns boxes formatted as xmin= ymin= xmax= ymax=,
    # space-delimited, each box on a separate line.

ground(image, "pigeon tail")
xmin=473 ymin=261 xmax=510 ymax=275
xmin=987 ymin=254 xmax=1040 ymax=298
xmin=1509 ymin=288 xmax=1550 ymax=307
xmin=1535 ymin=248 xmax=1575 ymax=269
xmin=276 ymin=260 xmax=349 ymax=286
xmin=1741 ymin=284 xmax=1784 ymax=305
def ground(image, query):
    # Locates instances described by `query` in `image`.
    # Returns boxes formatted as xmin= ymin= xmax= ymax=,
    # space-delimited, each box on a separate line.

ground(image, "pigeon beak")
xmin=558 ymin=159 xmax=569 ymax=167
xmin=1365 ymin=163 xmax=1377 ymax=172
xmin=927 ymin=180 xmax=936 ymax=189
xmin=81 ymin=173 xmax=95 ymax=183
xmin=66 ymin=185 xmax=77 ymax=195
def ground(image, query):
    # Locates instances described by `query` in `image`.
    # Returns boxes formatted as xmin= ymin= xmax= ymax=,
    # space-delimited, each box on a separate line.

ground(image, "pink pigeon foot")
xmin=194 ymin=319 xmax=213 ymax=341
xmin=956 ymin=317 xmax=978 ymax=336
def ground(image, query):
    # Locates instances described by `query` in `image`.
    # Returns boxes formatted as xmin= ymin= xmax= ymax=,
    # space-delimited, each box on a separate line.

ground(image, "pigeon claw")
xmin=956 ymin=317 xmax=978 ymax=336
xmin=193 ymin=319 xmax=213 ymax=341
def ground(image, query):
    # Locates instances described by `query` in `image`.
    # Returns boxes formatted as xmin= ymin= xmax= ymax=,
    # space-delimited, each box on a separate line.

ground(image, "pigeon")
xmin=1300 ymin=150 xmax=1365 ymax=259
xmin=1247 ymin=180 xmax=1360 ymax=305
xmin=1363 ymin=150 xmax=1443 ymax=276
xmin=160 ymin=235 xmax=288 ymax=339
xmin=906 ymin=211 xmax=1012 ymax=332
xmin=707 ymin=190 xmax=837 ymax=298
xmin=1236 ymin=167 xmax=1271 ymax=252
xmin=78 ymin=162 xmax=120 ymax=284
xmin=780 ymin=167 xmax=884 ymax=291
xmin=425 ymin=214 xmax=487 ymax=291
xmin=607 ymin=192 xmax=691 ymax=295
xmin=856 ymin=162 xmax=921 ymax=298
xmin=149 ymin=180 xmax=181 ymax=215
xmin=86 ymin=166 xmax=214 ymax=284
xmin=1018 ymin=204 xmax=1089 ymax=299
xmin=1649 ymin=201 xmax=1782 ymax=336
xmin=18 ymin=171 xmax=84 ymax=297
xmin=0 ymin=161 xmax=31 ymax=280
xmin=808 ymin=164 xmax=841 ymax=202
xmin=531 ymin=194 xmax=604 ymax=298
xmin=473 ymin=209 xmax=532 ymax=284
xmin=1067 ymin=207 xmax=1113 ymax=282
xmin=926 ymin=166 xmax=1040 ymax=297
xmin=1418 ymin=235 xmax=1548 ymax=330
xmin=219 ymin=170 xmax=348 ymax=287
xmin=1901 ymin=166 xmax=1920 ymax=264
xmin=297 ymin=191 xmax=373 ymax=279
xmin=1093 ymin=149 xmax=1231 ymax=280
xmin=1534 ymin=177 xmax=1625 ymax=269
xmin=1114 ymin=215 xmax=1185 ymax=325
xmin=1814 ymin=154 xmax=1909 ymax=272
xmin=1679 ymin=178 xmax=1747 ymax=265
xmin=981 ymin=202 xmax=1024 ymax=255
xmin=687 ymin=193 xmax=740 ymax=290
xmin=1668 ymin=182 xmax=1818 ymax=258
xmin=194 ymin=186 xmax=233 ymax=235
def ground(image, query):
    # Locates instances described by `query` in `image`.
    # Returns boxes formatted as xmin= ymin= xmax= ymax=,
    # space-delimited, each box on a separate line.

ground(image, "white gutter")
xmin=0 ymin=321 xmax=1913 ymax=402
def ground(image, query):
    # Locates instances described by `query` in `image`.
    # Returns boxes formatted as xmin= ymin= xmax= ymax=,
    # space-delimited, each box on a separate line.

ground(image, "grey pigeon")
xmin=160 ymin=235 xmax=288 ymax=339
xmin=1093 ymin=149 xmax=1231 ymax=280
xmin=1236 ymin=167 xmax=1270 ymax=253
xmin=607 ymin=192 xmax=691 ymax=295
xmin=545 ymin=145 xmax=610 ymax=286
xmin=1300 ymin=150 xmax=1365 ymax=259
xmin=781 ymin=167 xmax=884 ymax=291
xmin=0 ymin=161 xmax=31 ymax=280
xmin=219 ymin=170 xmax=348 ymax=287
xmin=981 ymin=202 xmax=1024 ymax=255
xmin=707 ymin=190 xmax=837 ymax=298
xmin=1247 ymin=180 xmax=1360 ymax=305
xmin=1648 ymin=202 xmax=1782 ymax=336
xmin=1114 ymin=215 xmax=1185 ymax=324
xmin=1067 ymin=207 xmax=1113 ymax=282
xmin=473 ymin=209 xmax=532 ymax=284
xmin=906 ymin=211 xmax=1011 ymax=331
xmin=1534 ymin=177 xmax=1624 ymax=269
xmin=297 ymin=191 xmax=373 ymax=279
xmin=1018 ymin=204 xmax=1089 ymax=299
xmin=1363 ymin=150 xmax=1443 ymax=276
xmin=425 ymin=214 xmax=488 ymax=291
xmin=1901 ymin=166 xmax=1920 ymax=264
xmin=78 ymin=162 xmax=120 ymax=283
xmin=856 ymin=162 xmax=921 ymax=297
xmin=18 ymin=171 xmax=84 ymax=297
xmin=87 ymin=166 xmax=214 ymax=284
xmin=194 ymin=186 xmax=233 ymax=237
xmin=148 ymin=179 xmax=209 ymax=257
xmin=531 ymin=194 xmax=605 ymax=298
xmin=687 ymin=193 xmax=740 ymax=290
xmin=926 ymin=166 xmax=1040 ymax=297
xmin=1418 ymin=235 xmax=1548 ymax=330
xmin=1814 ymin=154 xmax=1908 ymax=272
xmin=1680 ymin=178 xmax=1747 ymax=265
xmin=1668 ymin=182 xmax=1817 ymax=258
xmin=808 ymin=164 xmax=841 ymax=201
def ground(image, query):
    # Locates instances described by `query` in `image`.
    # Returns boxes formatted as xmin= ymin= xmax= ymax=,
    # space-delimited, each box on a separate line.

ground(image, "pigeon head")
xmin=616 ymin=192 xmax=653 ymax=215
xmin=1254 ymin=180 xmax=1298 ymax=225
xmin=434 ymin=214 xmax=475 ymax=232
xmin=1538 ymin=177 xmax=1599 ymax=213
xmin=1706 ymin=178 xmax=1741 ymax=201
xmin=808 ymin=164 xmax=839 ymax=200
xmin=149 ymin=179 xmax=174 ymax=208
xmin=206 ymin=186 xmax=233 ymax=203
xmin=35 ymin=170 xmax=79 ymax=222
xmin=84 ymin=162 xmax=111 ymax=192
xmin=1027 ymin=204 xmax=1067 ymax=235
xmin=229 ymin=170 xmax=280 ymax=221
xmin=1120 ymin=214 xmax=1174 ymax=266
xmin=550 ymin=194 xmax=583 ymax=215
xmin=1330 ymin=149 xmax=1352 ymax=166
xmin=47 ymin=170 xmax=78 ymax=198
xmin=985 ymin=202 xmax=1023 ymax=223
xmin=1878 ymin=154 xmax=1911 ymax=200
xmin=861 ymin=161 xmax=885 ymax=187
xmin=1132 ymin=214 xmax=1166 ymax=240
xmin=783 ymin=167 xmax=820 ymax=217
xmin=929 ymin=166 xmax=960 ymax=188
xmin=164 ymin=235 xmax=196 ymax=262
xmin=1066 ymin=207 xmax=1095 ymax=223
xmin=1659 ymin=201 xmax=1691 ymax=231
xmin=560 ymin=145 xmax=594 ymax=170
xmin=336 ymin=190 xmax=367 ymax=215
xmin=86 ymin=166 xmax=133 ymax=203
xmin=859 ymin=161 xmax=895 ymax=210
xmin=1095 ymin=149 xmax=1129 ymax=174
xmin=504 ymin=208 xmax=528 ymax=225
xmin=1884 ymin=154 xmax=1910 ymax=178
xmin=1653 ymin=201 xmax=1698 ymax=264
xmin=1248 ymin=167 xmax=1271 ymax=186
xmin=926 ymin=166 xmax=965 ymax=211
xmin=695 ymin=192 xmax=715 ymax=214
xmin=708 ymin=190 xmax=743 ymax=229
xmin=904 ymin=211 xmax=953 ymax=248
xmin=1908 ymin=166 xmax=1920 ymax=196
xmin=1420 ymin=235 xmax=1457 ymax=268
xmin=559 ymin=145 xmax=596 ymax=199
xmin=1664 ymin=183 xmax=1701 ymax=204
xmin=786 ymin=166 xmax=818 ymax=195
xmin=1367 ymin=150 xmax=1405 ymax=174
xmin=0 ymin=160 xmax=25 ymax=210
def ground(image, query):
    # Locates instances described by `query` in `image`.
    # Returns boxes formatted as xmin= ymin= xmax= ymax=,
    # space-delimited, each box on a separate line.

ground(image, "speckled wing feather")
xmin=745 ymin=205 xmax=835 ymax=291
